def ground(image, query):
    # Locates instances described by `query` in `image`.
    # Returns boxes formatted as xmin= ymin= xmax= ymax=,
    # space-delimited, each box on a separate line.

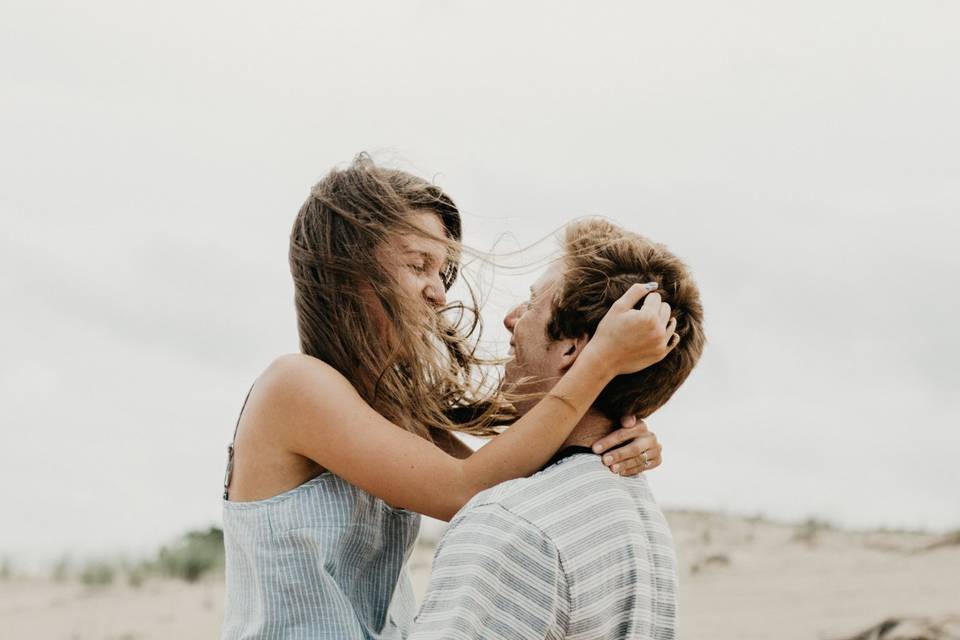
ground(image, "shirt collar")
xmin=539 ymin=445 xmax=597 ymax=472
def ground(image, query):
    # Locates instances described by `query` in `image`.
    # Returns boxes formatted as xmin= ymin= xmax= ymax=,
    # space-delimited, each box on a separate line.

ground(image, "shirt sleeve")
xmin=408 ymin=503 xmax=568 ymax=640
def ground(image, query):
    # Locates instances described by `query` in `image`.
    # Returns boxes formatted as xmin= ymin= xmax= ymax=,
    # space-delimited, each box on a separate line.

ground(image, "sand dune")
xmin=665 ymin=511 xmax=959 ymax=640
xmin=836 ymin=616 xmax=960 ymax=640
xmin=3 ymin=510 xmax=957 ymax=639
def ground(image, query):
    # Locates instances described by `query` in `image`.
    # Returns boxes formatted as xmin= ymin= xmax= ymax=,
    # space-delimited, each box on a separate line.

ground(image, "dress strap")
xmin=223 ymin=384 xmax=255 ymax=500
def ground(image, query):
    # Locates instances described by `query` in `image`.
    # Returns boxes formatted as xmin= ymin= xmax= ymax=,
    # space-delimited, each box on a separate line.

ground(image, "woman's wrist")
xmin=572 ymin=342 xmax=618 ymax=384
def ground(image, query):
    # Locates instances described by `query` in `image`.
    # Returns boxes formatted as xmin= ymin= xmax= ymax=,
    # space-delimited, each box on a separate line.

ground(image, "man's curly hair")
xmin=547 ymin=218 xmax=706 ymax=420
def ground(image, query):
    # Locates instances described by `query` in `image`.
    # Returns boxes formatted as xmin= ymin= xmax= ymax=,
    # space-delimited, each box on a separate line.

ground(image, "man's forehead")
xmin=530 ymin=261 xmax=564 ymax=297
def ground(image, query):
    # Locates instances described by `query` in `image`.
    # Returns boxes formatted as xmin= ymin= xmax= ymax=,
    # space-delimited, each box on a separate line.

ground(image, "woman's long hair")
xmin=289 ymin=154 xmax=511 ymax=441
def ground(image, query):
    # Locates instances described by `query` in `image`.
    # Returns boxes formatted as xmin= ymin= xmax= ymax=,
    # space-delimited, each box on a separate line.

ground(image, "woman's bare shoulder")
xmin=253 ymin=353 xmax=358 ymax=419
xmin=261 ymin=353 xmax=344 ymax=386
xmin=237 ymin=354 xmax=358 ymax=459
xmin=230 ymin=354 xmax=338 ymax=498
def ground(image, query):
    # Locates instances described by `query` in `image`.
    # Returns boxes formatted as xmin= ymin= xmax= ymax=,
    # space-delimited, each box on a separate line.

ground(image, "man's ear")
xmin=558 ymin=334 xmax=591 ymax=374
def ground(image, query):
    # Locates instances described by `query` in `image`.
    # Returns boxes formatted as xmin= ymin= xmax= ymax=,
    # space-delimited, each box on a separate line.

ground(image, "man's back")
xmin=409 ymin=452 xmax=678 ymax=640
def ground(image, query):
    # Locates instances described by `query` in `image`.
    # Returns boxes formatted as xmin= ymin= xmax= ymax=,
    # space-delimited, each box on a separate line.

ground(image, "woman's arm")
xmin=268 ymin=284 xmax=672 ymax=521
xmin=432 ymin=419 xmax=663 ymax=475
xmin=428 ymin=427 xmax=475 ymax=460
xmin=261 ymin=348 xmax=613 ymax=521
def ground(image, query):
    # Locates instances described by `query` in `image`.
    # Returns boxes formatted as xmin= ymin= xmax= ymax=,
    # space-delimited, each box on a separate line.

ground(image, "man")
xmin=408 ymin=218 xmax=706 ymax=639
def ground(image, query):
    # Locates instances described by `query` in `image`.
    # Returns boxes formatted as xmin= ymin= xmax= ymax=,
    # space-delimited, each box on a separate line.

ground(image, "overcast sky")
xmin=2 ymin=0 xmax=958 ymax=563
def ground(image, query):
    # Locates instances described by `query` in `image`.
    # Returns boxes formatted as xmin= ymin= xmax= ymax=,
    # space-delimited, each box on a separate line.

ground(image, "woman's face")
xmin=377 ymin=211 xmax=451 ymax=308
xmin=366 ymin=211 xmax=453 ymax=343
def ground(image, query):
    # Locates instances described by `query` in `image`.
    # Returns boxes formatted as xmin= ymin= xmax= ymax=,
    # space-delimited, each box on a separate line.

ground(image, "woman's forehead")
xmin=406 ymin=210 xmax=447 ymax=237
xmin=393 ymin=212 xmax=454 ymax=259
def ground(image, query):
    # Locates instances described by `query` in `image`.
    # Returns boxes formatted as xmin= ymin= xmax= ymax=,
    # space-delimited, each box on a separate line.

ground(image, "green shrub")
xmin=157 ymin=527 xmax=224 ymax=583
xmin=0 ymin=557 xmax=12 ymax=580
xmin=79 ymin=561 xmax=115 ymax=586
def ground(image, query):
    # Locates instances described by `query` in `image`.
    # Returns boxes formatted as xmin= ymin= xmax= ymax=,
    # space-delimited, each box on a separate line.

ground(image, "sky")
xmin=1 ymin=0 xmax=958 ymax=564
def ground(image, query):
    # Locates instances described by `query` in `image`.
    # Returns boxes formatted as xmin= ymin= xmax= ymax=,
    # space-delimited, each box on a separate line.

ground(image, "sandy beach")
xmin=3 ymin=510 xmax=957 ymax=640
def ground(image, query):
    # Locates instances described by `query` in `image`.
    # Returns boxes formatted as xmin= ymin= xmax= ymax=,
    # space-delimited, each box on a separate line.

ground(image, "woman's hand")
xmin=585 ymin=282 xmax=678 ymax=377
xmin=590 ymin=415 xmax=663 ymax=476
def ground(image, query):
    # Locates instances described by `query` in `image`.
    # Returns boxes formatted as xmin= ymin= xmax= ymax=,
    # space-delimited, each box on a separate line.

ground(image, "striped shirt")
xmin=409 ymin=451 xmax=678 ymax=640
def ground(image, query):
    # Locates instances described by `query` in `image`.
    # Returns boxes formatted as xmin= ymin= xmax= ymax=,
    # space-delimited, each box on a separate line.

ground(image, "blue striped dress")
xmin=222 ymin=471 xmax=421 ymax=639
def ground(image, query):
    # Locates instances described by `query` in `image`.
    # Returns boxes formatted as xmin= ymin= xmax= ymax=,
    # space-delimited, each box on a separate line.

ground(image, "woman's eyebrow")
xmin=403 ymin=249 xmax=443 ymax=266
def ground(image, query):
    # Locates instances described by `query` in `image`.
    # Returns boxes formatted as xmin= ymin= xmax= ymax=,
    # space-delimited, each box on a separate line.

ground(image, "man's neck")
xmin=558 ymin=410 xmax=614 ymax=450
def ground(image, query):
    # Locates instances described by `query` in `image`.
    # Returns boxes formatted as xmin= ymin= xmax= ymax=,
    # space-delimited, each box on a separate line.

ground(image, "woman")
xmin=222 ymin=155 xmax=676 ymax=639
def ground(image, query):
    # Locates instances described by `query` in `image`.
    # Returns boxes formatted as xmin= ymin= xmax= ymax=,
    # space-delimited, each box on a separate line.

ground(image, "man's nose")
xmin=503 ymin=305 xmax=521 ymax=332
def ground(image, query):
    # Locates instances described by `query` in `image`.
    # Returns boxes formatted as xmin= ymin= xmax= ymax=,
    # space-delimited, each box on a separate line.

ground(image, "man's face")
xmin=503 ymin=261 xmax=568 ymax=413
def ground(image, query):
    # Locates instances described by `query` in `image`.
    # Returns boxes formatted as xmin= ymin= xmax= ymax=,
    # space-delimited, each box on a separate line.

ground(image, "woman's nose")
xmin=424 ymin=279 xmax=446 ymax=307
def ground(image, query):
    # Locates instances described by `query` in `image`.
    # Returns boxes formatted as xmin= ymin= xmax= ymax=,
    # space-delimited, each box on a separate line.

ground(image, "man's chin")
xmin=503 ymin=362 xmax=518 ymax=389
xmin=503 ymin=364 xmax=533 ymax=398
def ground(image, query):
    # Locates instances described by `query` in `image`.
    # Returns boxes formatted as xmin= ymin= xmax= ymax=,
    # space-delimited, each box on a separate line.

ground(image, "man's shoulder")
xmin=432 ymin=497 xmax=563 ymax=577
xmin=425 ymin=454 xmax=678 ymax=640
xmin=455 ymin=453 xmax=651 ymax=536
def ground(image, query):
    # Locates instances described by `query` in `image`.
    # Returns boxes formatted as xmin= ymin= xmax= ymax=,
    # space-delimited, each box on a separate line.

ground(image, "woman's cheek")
xmin=397 ymin=273 xmax=423 ymax=300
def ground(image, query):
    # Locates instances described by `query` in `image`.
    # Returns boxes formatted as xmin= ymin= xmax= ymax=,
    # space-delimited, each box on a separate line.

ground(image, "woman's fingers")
xmin=638 ymin=290 xmax=663 ymax=316
xmin=665 ymin=317 xmax=679 ymax=350
xmin=613 ymin=282 xmax=659 ymax=312
xmin=614 ymin=451 xmax=663 ymax=476
xmin=666 ymin=316 xmax=677 ymax=337
xmin=616 ymin=460 xmax=642 ymax=476
xmin=658 ymin=300 xmax=672 ymax=326
xmin=668 ymin=332 xmax=681 ymax=351
xmin=599 ymin=434 xmax=661 ymax=467
xmin=590 ymin=282 xmax=674 ymax=375
xmin=591 ymin=418 xmax=649 ymax=454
